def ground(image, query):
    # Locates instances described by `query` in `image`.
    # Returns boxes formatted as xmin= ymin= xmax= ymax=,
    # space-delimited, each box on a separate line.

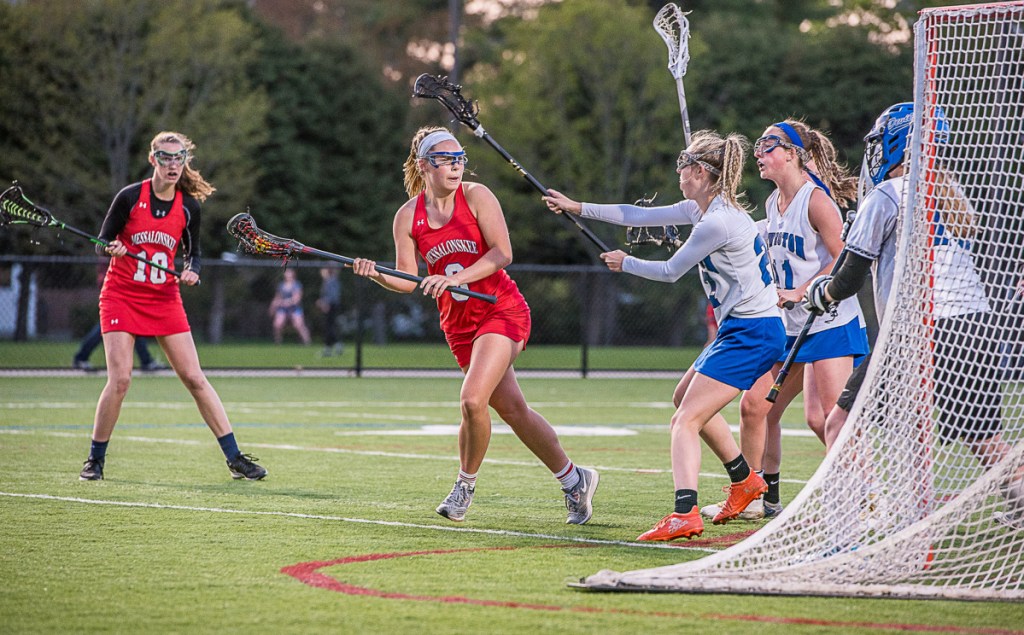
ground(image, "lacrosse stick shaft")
xmin=1 ymin=184 xmax=180 ymax=278
xmin=675 ymin=80 xmax=692 ymax=148
xmin=412 ymin=74 xmax=610 ymax=253
xmin=53 ymin=221 xmax=181 ymax=278
xmin=473 ymin=128 xmax=612 ymax=252
xmin=297 ymin=245 xmax=497 ymax=304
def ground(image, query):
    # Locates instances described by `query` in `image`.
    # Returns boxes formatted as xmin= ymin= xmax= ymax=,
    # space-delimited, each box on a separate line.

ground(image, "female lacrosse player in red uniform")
xmin=351 ymin=126 xmax=598 ymax=525
xmin=544 ymin=130 xmax=785 ymax=541
xmin=78 ymin=131 xmax=266 ymax=482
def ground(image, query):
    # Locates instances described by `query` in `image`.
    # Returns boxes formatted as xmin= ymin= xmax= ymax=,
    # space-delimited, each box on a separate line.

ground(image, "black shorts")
xmin=836 ymin=352 xmax=871 ymax=412
xmin=933 ymin=311 xmax=1002 ymax=442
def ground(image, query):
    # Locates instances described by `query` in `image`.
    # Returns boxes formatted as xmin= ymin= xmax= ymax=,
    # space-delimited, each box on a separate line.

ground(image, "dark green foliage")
xmin=460 ymin=0 xmax=915 ymax=245
xmin=0 ymin=0 xmax=926 ymax=263
xmin=249 ymin=27 xmax=409 ymax=259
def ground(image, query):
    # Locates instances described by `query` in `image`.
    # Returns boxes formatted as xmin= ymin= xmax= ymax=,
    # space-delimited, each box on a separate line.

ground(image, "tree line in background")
xmin=1 ymin=0 xmax=948 ymax=268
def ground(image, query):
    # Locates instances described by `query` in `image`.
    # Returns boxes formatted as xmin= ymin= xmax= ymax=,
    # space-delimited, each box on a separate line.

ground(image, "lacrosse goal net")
xmin=576 ymin=1 xmax=1024 ymax=601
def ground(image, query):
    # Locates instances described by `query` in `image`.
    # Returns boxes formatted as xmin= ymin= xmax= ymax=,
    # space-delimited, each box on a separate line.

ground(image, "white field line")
xmin=0 ymin=491 xmax=719 ymax=553
xmin=0 ymin=429 xmax=811 ymax=484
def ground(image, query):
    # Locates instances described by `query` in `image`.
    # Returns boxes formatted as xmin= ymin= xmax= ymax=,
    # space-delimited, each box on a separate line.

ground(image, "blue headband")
xmin=773 ymin=121 xmax=833 ymax=200
xmin=773 ymin=122 xmax=804 ymax=148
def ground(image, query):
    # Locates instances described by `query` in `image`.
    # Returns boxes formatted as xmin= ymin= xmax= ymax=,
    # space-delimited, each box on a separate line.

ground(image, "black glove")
xmin=804 ymin=275 xmax=836 ymax=315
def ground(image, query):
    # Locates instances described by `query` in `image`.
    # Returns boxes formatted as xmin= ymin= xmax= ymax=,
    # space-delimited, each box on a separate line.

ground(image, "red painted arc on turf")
xmin=280 ymin=545 xmax=1024 ymax=634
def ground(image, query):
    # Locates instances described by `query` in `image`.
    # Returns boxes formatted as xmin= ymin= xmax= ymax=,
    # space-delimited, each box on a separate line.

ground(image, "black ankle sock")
xmin=89 ymin=439 xmax=109 ymax=461
xmin=674 ymin=489 xmax=698 ymax=514
xmin=217 ymin=432 xmax=241 ymax=461
xmin=723 ymin=454 xmax=751 ymax=483
xmin=764 ymin=472 xmax=781 ymax=504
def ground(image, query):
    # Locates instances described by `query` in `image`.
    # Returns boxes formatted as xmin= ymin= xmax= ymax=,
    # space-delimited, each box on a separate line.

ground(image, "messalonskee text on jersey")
xmin=130 ymin=230 xmax=178 ymax=251
xmin=424 ymin=239 xmax=479 ymax=265
xmin=766 ymin=231 xmax=806 ymax=258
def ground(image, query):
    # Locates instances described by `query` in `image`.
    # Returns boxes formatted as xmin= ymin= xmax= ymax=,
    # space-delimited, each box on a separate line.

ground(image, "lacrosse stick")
xmin=766 ymin=210 xmax=857 ymax=403
xmin=0 ymin=181 xmax=181 ymax=278
xmin=226 ymin=212 xmax=497 ymax=304
xmin=654 ymin=3 xmax=693 ymax=147
xmin=412 ymin=74 xmax=612 ymax=253
xmin=624 ymin=192 xmax=683 ymax=252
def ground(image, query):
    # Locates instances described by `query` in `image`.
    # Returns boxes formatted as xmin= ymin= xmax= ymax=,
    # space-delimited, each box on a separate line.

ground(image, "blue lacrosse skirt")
xmin=779 ymin=317 xmax=869 ymax=366
xmin=694 ymin=315 xmax=786 ymax=390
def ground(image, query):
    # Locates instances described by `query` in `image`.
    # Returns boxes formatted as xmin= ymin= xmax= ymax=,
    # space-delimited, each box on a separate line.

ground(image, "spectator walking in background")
xmin=270 ymin=267 xmax=311 ymax=345
xmin=72 ymin=256 xmax=165 ymax=371
xmin=73 ymin=323 xmax=163 ymax=372
xmin=72 ymin=254 xmax=164 ymax=368
xmin=316 ymin=266 xmax=343 ymax=356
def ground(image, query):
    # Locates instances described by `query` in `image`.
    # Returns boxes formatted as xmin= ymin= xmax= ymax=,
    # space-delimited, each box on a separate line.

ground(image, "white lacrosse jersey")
xmin=582 ymin=196 xmax=779 ymax=323
xmin=927 ymin=180 xmax=990 ymax=319
xmin=843 ymin=175 xmax=902 ymax=323
xmin=762 ymin=182 xmax=865 ymax=336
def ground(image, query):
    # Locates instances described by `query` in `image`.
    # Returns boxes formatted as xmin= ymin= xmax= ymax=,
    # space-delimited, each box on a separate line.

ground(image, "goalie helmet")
xmin=864 ymin=102 xmax=949 ymax=186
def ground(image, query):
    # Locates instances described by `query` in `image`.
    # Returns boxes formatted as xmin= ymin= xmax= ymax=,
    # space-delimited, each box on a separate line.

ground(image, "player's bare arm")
xmin=459 ymin=182 xmax=514 ymax=279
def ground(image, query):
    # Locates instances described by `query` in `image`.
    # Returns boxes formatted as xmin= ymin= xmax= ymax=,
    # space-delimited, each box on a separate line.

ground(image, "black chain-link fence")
xmin=1 ymin=255 xmax=718 ymax=374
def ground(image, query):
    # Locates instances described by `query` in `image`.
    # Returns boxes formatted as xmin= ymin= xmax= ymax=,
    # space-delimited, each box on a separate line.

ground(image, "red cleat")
xmin=636 ymin=509 xmax=704 ymax=541
xmin=713 ymin=472 xmax=768 ymax=525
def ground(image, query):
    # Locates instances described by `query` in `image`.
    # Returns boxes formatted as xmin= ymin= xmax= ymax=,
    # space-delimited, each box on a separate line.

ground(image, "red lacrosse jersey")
xmin=99 ymin=180 xmax=190 ymax=336
xmin=411 ymin=184 xmax=527 ymax=336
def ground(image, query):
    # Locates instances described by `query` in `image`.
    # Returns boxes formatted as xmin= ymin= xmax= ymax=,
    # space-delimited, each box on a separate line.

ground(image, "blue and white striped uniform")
xmin=762 ymin=182 xmax=869 ymax=362
xmin=582 ymin=196 xmax=785 ymax=389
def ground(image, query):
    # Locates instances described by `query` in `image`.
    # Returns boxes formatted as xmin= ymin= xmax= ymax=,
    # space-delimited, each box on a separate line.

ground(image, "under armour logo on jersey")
xmin=110 ymin=318 xmax=119 ymax=325
xmin=416 ymin=219 xmax=425 ymax=226
xmin=139 ymin=202 xmax=148 ymax=209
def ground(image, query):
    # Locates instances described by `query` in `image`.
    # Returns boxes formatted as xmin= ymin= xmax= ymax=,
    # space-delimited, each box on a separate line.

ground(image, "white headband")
xmin=416 ymin=131 xmax=459 ymax=158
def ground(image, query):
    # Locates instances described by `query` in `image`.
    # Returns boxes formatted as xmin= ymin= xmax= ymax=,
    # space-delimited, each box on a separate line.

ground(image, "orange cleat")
xmin=713 ymin=472 xmax=768 ymax=525
xmin=636 ymin=509 xmax=704 ymax=541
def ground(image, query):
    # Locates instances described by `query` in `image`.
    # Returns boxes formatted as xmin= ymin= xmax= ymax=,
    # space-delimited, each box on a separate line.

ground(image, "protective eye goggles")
xmin=753 ymin=135 xmax=799 ymax=155
xmin=152 ymin=150 xmax=189 ymax=167
xmin=424 ymin=151 xmax=468 ymax=168
xmin=676 ymin=150 xmax=721 ymax=175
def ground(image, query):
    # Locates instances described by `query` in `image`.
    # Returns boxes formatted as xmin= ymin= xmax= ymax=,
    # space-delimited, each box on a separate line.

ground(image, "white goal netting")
xmin=577 ymin=2 xmax=1024 ymax=601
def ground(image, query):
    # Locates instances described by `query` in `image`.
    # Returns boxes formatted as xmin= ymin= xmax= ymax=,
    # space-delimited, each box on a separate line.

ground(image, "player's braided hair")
xmin=688 ymin=129 xmax=752 ymax=212
xmin=149 ymin=131 xmax=216 ymax=202
xmin=403 ymin=125 xmax=456 ymax=199
xmin=775 ymin=119 xmax=857 ymax=209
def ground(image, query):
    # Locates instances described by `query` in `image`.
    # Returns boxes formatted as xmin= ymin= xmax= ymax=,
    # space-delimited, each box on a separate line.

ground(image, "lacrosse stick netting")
xmin=0 ymin=182 xmax=53 ymax=227
xmin=654 ymin=3 xmax=692 ymax=146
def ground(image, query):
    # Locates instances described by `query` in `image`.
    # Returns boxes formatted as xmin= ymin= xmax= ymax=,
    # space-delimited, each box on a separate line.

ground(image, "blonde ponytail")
xmin=687 ymin=130 xmax=752 ymax=211
xmin=403 ymin=126 xmax=455 ymax=198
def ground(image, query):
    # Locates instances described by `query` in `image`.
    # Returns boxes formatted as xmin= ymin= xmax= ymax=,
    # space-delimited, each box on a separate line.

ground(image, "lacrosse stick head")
xmin=625 ymin=193 xmax=663 ymax=251
xmin=226 ymin=212 xmax=301 ymax=259
xmin=653 ymin=3 xmax=691 ymax=79
xmin=412 ymin=74 xmax=481 ymax=130
xmin=662 ymin=224 xmax=683 ymax=250
xmin=0 ymin=182 xmax=54 ymax=228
